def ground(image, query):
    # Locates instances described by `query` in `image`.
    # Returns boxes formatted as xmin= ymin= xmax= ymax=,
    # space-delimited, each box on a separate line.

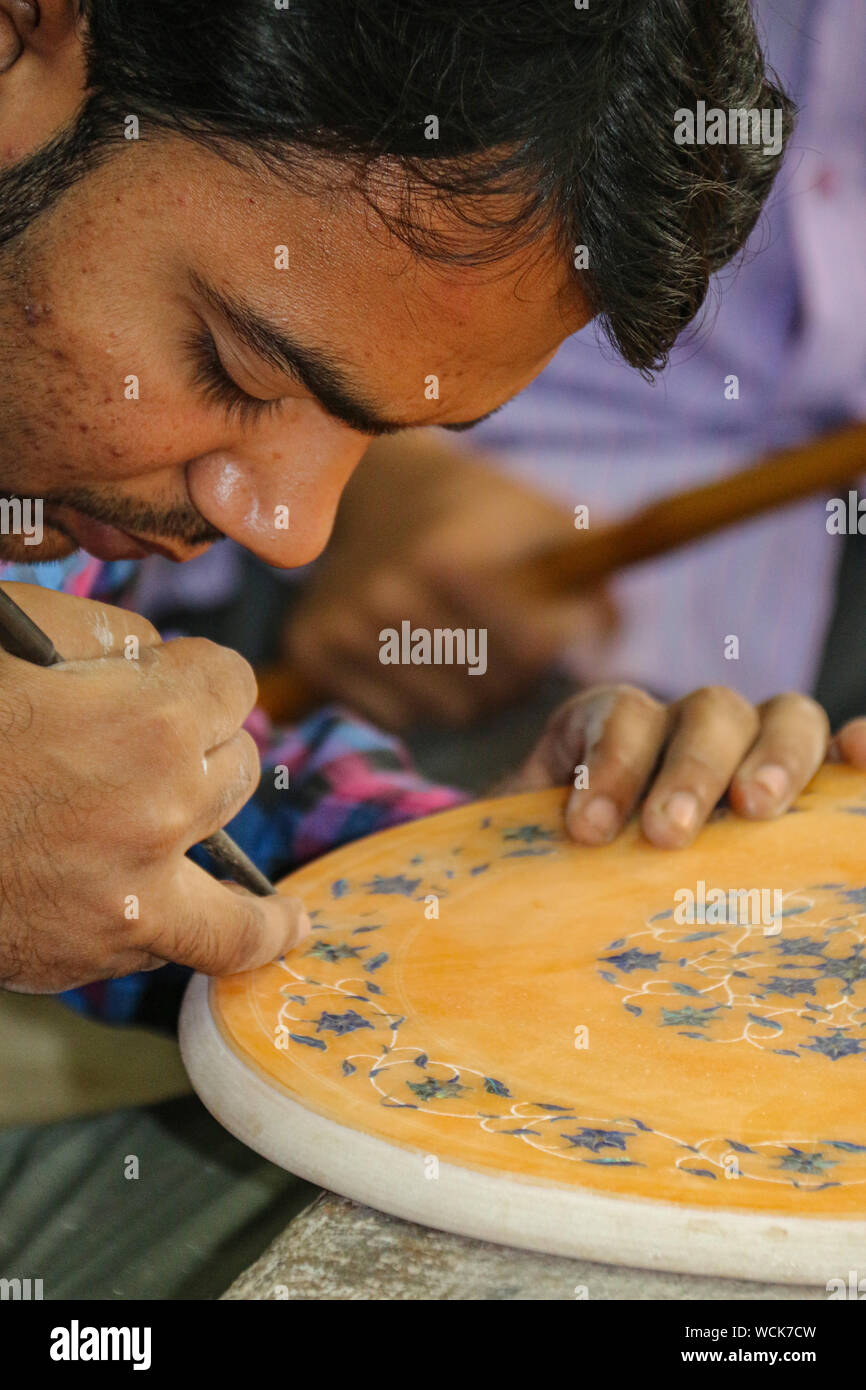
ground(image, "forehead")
xmin=163 ymin=141 xmax=587 ymax=395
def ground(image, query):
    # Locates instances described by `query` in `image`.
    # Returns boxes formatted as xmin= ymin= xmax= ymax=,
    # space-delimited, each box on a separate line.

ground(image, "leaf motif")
xmin=483 ymin=1077 xmax=511 ymax=1097
xmin=747 ymin=1012 xmax=783 ymax=1031
xmin=289 ymin=1033 xmax=327 ymax=1050
xmin=584 ymin=1158 xmax=642 ymax=1166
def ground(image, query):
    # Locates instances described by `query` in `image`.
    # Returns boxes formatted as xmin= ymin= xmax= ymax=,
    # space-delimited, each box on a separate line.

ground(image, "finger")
xmin=287 ymin=599 xmax=414 ymax=728
xmin=1 ymin=582 xmax=161 ymax=660
xmin=296 ymin=578 xmax=487 ymax=727
xmin=564 ymin=687 xmax=670 ymax=844
xmin=641 ymin=686 xmax=760 ymax=848
xmin=151 ymin=860 xmax=311 ymax=975
xmin=294 ymin=623 xmax=414 ymax=730
xmin=422 ymin=558 xmax=573 ymax=680
xmin=361 ymin=567 xmax=501 ymax=722
xmin=727 ymin=693 xmax=830 ymax=817
xmin=189 ymin=729 xmax=262 ymax=840
xmin=153 ymin=637 xmax=258 ymax=749
xmin=829 ymin=716 xmax=866 ymax=768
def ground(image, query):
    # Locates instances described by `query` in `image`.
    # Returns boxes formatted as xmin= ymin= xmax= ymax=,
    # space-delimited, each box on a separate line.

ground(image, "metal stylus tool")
xmin=0 ymin=586 xmax=276 ymax=896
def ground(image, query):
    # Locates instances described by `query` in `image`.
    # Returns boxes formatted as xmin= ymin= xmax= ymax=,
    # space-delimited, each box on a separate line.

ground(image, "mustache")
xmin=30 ymin=487 xmax=225 ymax=547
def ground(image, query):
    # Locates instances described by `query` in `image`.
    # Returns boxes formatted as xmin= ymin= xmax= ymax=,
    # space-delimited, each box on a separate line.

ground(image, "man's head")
xmin=0 ymin=0 xmax=791 ymax=565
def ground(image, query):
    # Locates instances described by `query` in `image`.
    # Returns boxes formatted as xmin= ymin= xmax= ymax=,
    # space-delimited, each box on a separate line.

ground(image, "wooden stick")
xmin=256 ymin=421 xmax=866 ymax=720
xmin=516 ymin=420 xmax=866 ymax=595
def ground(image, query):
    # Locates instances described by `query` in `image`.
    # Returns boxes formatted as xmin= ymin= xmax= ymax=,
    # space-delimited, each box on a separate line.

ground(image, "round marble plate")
xmin=180 ymin=764 xmax=866 ymax=1285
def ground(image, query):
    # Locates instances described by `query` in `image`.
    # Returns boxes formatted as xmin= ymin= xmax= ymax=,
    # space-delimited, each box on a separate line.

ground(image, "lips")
xmin=50 ymin=509 xmax=186 ymax=563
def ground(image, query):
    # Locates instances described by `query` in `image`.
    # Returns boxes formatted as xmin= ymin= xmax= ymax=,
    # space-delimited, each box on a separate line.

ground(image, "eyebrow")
xmin=189 ymin=271 xmax=503 ymax=437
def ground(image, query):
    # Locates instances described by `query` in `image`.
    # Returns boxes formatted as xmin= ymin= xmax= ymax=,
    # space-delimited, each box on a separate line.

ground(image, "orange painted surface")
xmin=212 ymin=764 xmax=866 ymax=1214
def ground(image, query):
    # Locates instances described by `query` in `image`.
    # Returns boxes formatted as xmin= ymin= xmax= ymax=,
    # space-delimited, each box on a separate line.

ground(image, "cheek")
xmin=1 ymin=315 xmax=212 ymax=490
xmin=2 ymin=244 xmax=215 ymax=487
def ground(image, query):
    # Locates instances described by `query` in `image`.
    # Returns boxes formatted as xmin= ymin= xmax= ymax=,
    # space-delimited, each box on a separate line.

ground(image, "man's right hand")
xmin=0 ymin=583 xmax=309 ymax=995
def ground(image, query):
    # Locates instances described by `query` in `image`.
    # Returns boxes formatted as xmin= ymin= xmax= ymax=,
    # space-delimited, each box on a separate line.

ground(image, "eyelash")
xmin=188 ymin=328 xmax=283 ymax=427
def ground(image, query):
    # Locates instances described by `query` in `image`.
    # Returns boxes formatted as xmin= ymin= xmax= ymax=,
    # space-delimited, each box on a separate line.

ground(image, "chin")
xmin=0 ymin=528 xmax=77 ymax=563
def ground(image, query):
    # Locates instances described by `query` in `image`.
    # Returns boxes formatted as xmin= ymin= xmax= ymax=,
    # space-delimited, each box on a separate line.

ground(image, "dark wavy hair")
xmin=3 ymin=0 xmax=793 ymax=372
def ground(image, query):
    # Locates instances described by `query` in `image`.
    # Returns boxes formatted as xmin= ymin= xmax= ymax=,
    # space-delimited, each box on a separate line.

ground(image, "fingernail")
xmin=295 ymin=910 xmax=312 ymax=941
xmin=751 ymin=763 xmax=789 ymax=801
xmin=573 ymin=794 xmax=619 ymax=844
xmin=663 ymin=790 xmax=699 ymax=833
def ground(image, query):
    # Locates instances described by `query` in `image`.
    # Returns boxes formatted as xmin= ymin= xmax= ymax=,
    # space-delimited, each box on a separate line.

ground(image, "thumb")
xmin=157 ymin=861 xmax=311 ymax=975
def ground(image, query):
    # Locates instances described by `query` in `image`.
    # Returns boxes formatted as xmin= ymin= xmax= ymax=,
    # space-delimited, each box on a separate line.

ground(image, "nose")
xmin=185 ymin=408 xmax=370 ymax=567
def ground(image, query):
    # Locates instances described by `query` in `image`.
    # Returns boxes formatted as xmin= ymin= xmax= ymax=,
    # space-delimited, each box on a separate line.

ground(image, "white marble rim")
xmin=179 ymin=973 xmax=863 ymax=1289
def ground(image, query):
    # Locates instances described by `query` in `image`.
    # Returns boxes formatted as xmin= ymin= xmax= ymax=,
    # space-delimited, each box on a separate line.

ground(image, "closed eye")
xmin=186 ymin=326 xmax=284 ymax=427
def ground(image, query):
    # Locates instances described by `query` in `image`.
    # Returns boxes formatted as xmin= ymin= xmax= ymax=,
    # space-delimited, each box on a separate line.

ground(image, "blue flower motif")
xmin=760 ymin=977 xmax=817 ymax=998
xmin=661 ymin=1005 xmax=722 ymax=1027
xmin=777 ymin=1147 xmax=837 ymax=1175
xmin=804 ymin=1030 xmax=866 ymax=1060
xmin=315 ymin=1009 xmax=374 ymax=1036
xmin=306 ymin=940 xmax=364 ymax=963
xmin=363 ymin=874 xmax=422 ymax=896
xmin=774 ymin=936 xmax=827 ymax=957
xmin=601 ymin=948 xmax=662 ymax=974
xmin=407 ymin=1077 xmax=467 ymax=1102
xmin=820 ymin=949 xmax=866 ymax=992
xmin=560 ymin=1128 xmax=630 ymax=1153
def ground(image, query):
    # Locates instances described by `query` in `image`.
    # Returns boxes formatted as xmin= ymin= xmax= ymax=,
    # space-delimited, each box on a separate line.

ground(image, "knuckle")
xmin=183 ymin=637 xmax=257 ymax=704
xmin=764 ymin=691 xmax=829 ymax=725
xmin=138 ymin=796 xmax=190 ymax=854
xmin=213 ymin=740 xmax=260 ymax=819
xmin=612 ymin=684 xmax=665 ymax=720
xmin=125 ymin=612 xmax=160 ymax=645
xmin=594 ymin=745 xmax=647 ymax=782
xmin=690 ymin=684 xmax=756 ymax=724
xmin=205 ymin=640 xmax=258 ymax=710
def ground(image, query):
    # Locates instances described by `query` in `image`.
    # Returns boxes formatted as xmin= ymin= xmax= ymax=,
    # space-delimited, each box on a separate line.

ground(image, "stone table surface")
xmin=226 ymin=685 xmax=831 ymax=1303
xmin=222 ymin=1192 xmax=824 ymax=1301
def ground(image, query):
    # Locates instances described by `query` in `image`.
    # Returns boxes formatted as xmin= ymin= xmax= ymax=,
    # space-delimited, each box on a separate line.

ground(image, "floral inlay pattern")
xmin=596 ymin=885 xmax=866 ymax=1061
xmin=262 ymin=795 xmax=866 ymax=1195
xmin=212 ymin=769 xmax=866 ymax=1210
